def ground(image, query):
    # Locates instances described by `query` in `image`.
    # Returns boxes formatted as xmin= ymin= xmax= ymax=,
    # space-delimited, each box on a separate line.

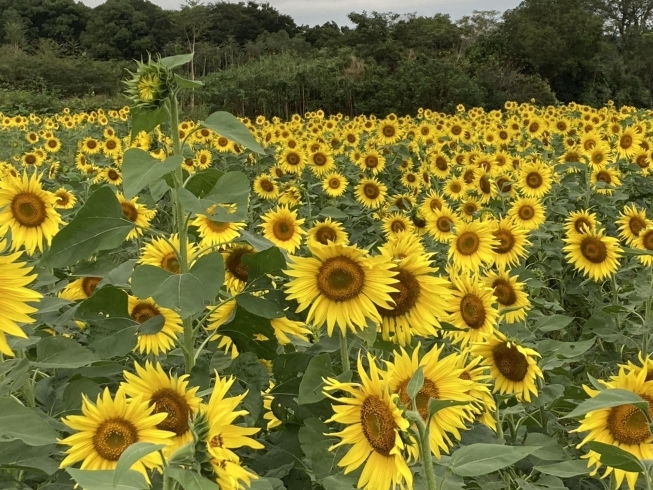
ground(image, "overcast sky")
xmin=78 ymin=0 xmax=522 ymax=26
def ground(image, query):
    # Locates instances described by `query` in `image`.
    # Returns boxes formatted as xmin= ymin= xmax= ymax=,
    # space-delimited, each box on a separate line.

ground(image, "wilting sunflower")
xmin=222 ymin=243 xmax=256 ymax=292
xmin=382 ymin=212 xmax=414 ymax=238
xmin=518 ymin=160 xmax=552 ymax=198
xmin=193 ymin=212 xmax=245 ymax=248
xmin=253 ymin=174 xmax=280 ymax=200
xmin=122 ymin=362 xmax=201 ymax=455
xmin=323 ymin=354 xmax=412 ymax=490
xmin=377 ymin=233 xmax=452 ymax=345
xmin=573 ymin=368 xmax=653 ymax=490
xmin=355 ymin=178 xmax=388 ymax=209
xmin=634 ymin=227 xmax=653 ymax=266
xmin=565 ymin=209 xmax=598 ymax=236
xmin=117 ymin=193 xmax=156 ymax=240
xmin=428 ymin=206 xmax=461 ymax=243
xmin=616 ymin=204 xmax=652 ymax=245
xmin=322 ymin=172 xmax=348 ymax=198
xmin=563 ymin=228 xmax=622 ymax=281
xmin=202 ymin=373 xmax=263 ymax=489
xmin=591 ymin=167 xmax=622 ymax=195
xmin=138 ymin=234 xmax=199 ymax=274
xmin=508 ymin=197 xmax=546 ymax=231
xmin=59 ymin=388 xmax=173 ymax=477
xmin=484 ymin=268 xmax=531 ymax=323
xmin=128 ymin=296 xmax=183 ymax=355
xmin=0 ymin=251 xmax=41 ymax=356
xmin=0 ymin=172 xmax=62 ymax=255
xmin=260 ymin=205 xmax=306 ymax=253
xmin=385 ymin=345 xmax=474 ymax=457
xmin=59 ymin=276 xmax=102 ymax=301
xmin=307 ymin=218 xmax=349 ymax=246
xmin=448 ymin=220 xmax=497 ymax=271
xmin=446 ymin=271 xmax=498 ymax=347
xmin=490 ymin=217 xmax=531 ymax=269
xmin=473 ymin=331 xmax=543 ymax=402
xmin=52 ymin=188 xmax=76 ymax=209
xmin=285 ymin=242 xmax=397 ymax=336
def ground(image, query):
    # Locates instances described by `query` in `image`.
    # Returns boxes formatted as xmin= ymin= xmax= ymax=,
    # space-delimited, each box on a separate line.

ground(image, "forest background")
xmin=1 ymin=0 xmax=652 ymax=118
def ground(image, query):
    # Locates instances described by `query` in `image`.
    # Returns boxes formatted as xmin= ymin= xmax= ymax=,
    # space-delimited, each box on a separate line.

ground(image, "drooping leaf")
xmin=534 ymin=460 xmax=591 ymax=478
xmin=564 ymin=389 xmax=651 ymax=420
xmin=130 ymin=105 xmax=168 ymax=141
xmin=450 ymin=444 xmax=540 ymax=476
xmin=66 ymin=468 xmax=148 ymax=490
xmin=122 ymin=149 xmax=182 ymax=200
xmin=34 ymin=336 xmax=99 ymax=368
xmin=585 ymin=442 xmax=643 ymax=473
xmin=160 ymin=52 xmax=194 ymax=69
xmin=0 ymin=441 xmax=58 ymax=475
xmin=0 ymin=398 xmax=58 ymax=446
xmin=201 ymin=111 xmax=265 ymax=154
xmin=236 ymin=293 xmax=284 ymax=319
xmin=114 ymin=443 xmax=166 ymax=488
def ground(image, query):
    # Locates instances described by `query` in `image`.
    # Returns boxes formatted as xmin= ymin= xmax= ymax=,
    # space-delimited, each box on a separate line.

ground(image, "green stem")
xmin=495 ymin=399 xmax=504 ymax=443
xmin=339 ymin=332 xmax=350 ymax=373
xmin=409 ymin=412 xmax=438 ymax=490
xmin=162 ymin=475 xmax=178 ymax=490
xmin=644 ymin=269 xmax=653 ymax=358
xmin=612 ymin=275 xmax=621 ymax=330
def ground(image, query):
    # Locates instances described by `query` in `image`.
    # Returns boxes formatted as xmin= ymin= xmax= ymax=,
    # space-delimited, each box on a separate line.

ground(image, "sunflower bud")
xmin=124 ymin=55 xmax=174 ymax=110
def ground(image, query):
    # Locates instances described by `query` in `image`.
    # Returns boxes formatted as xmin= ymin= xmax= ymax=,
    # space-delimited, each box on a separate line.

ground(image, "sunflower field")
xmin=2 ymin=54 xmax=653 ymax=490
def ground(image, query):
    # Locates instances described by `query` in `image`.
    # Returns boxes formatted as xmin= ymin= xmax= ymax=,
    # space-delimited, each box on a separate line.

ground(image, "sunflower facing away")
xmin=59 ymin=388 xmax=174 ymax=477
xmin=285 ymin=242 xmax=398 ymax=336
xmin=128 ymin=296 xmax=183 ymax=355
xmin=563 ymin=228 xmax=622 ymax=281
xmin=448 ymin=220 xmax=497 ymax=271
xmin=122 ymin=362 xmax=202 ymax=455
xmin=260 ymin=205 xmax=306 ymax=253
xmin=323 ymin=353 xmax=413 ymax=490
xmin=0 ymin=172 xmax=62 ymax=255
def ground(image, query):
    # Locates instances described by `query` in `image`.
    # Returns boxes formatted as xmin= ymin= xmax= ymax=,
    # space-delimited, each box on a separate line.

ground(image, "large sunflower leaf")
xmin=200 ymin=112 xmax=265 ymax=154
xmin=122 ymin=149 xmax=182 ymax=200
xmin=0 ymin=398 xmax=58 ymax=446
xmin=450 ymin=444 xmax=540 ymax=476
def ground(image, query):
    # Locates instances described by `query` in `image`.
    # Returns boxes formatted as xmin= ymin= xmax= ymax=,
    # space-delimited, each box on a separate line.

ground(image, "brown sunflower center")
xmin=363 ymin=183 xmax=380 ymax=199
xmin=456 ymin=231 xmax=480 ymax=255
xmin=642 ymin=230 xmax=653 ymax=251
xmin=436 ymin=216 xmax=452 ymax=232
xmin=360 ymin=395 xmax=397 ymax=456
xmin=93 ymin=418 xmax=138 ymax=461
xmin=260 ymin=179 xmax=274 ymax=192
xmin=329 ymin=178 xmax=342 ymax=189
xmin=592 ymin=151 xmax=605 ymax=165
xmin=406 ymin=173 xmax=417 ymax=183
xmin=607 ymin=396 xmax=653 ymax=445
xmin=82 ymin=276 xmax=102 ymax=297
xmin=162 ymin=253 xmax=181 ymax=274
xmin=382 ymin=125 xmax=396 ymax=138
xmin=313 ymin=153 xmax=327 ymax=166
xmin=596 ymin=171 xmax=612 ymax=184
xmin=272 ymin=219 xmax=295 ymax=241
xmin=398 ymin=378 xmax=439 ymax=420
xmin=108 ymin=169 xmax=119 ymax=181
xmin=451 ymin=125 xmax=462 ymax=136
xmin=315 ymin=225 xmax=337 ymax=245
xmin=459 ymin=371 xmax=472 ymax=381
xmin=106 ymin=140 xmax=117 ymax=150
xmin=526 ymin=172 xmax=543 ymax=189
xmin=377 ymin=268 xmax=420 ymax=317
xmin=435 ymin=156 xmax=448 ymax=171
xmin=450 ymin=182 xmax=462 ymax=193
xmin=492 ymin=279 xmax=517 ymax=306
xmin=629 ymin=217 xmax=646 ymax=236
xmin=86 ymin=140 xmax=97 ymax=150
xmin=479 ymin=175 xmax=491 ymax=194
xmin=150 ymin=388 xmax=191 ymax=436
xmin=497 ymin=177 xmax=512 ymax=193
xmin=226 ymin=248 xmax=253 ymax=282
xmin=518 ymin=205 xmax=534 ymax=221
xmin=460 ymin=293 xmax=486 ymax=329
xmin=636 ymin=154 xmax=650 ymax=168
xmin=218 ymin=137 xmax=229 ymax=147
xmin=620 ymin=134 xmax=633 ymax=149
xmin=463 ymin=169 xmax=475 ymax=184
xmin=286 ymin=153 xmax=300 ymax=166
xmin=25 ymin=154 xmax=37 ymax=165
xmin=463 ymin=203 xmax=477 ymax=216
xmin=121 ymin=202 xmax=138 ymax=222
xmin=316 ymin=256 xmax=365 ymax=301
xmin=131 ymin=303 xmax=160 ymax=324
xmin=11 ymin=192 xmax=47 ymax=227
xmin=365 ymin=156 xmax=379 ymax=168
xmin=529 ymin=122 xmax=539 ymax=133
xmin=571 ymin=217 xmax=591 ymax=233
xmin=390 ymin=219 xmax=406 ymax=234
xmin=580 ymin=236 xmax=608 ymax=263
xmin=56 ymin=192 xmax=69 ymax=206
xmin=429 ymin=199 xmax=442 ymax=212
xmin=492 ymin=342 xmax=529 ymax=382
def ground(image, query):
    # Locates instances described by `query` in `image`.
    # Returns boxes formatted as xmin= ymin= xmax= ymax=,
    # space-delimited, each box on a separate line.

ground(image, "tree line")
xmin=1 ymin=0 xmax=652 ymax=116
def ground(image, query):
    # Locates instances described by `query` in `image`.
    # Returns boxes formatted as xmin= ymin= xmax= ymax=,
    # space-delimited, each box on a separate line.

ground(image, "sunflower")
xmin=616 ymin=204 xmax=652 ymax=245
xmin=308 ymin=149 xmax=335 ymax=176
xmin=222 ymin=243 xmax=256 ymax=293
xmin=43 ymin=137 xmax=61 ymax=153
xmin=591 ymin=167 xmax=622 ymax=195
xmin=473 ymin=169 xmax=496 ymax=204
xmin=253 ymin=174 xmax=279 ymax=200
xmin=194 ymin=149 xmax=213 ymax=170
xmin=21 ymin=152 xmax=44 ymax=167
xmin=270 ymin=316 xmax=312 ymax=345
xmin=53 ymin=188 xmax=76 ymax=209
xmin=563 ymin=228 xmax=622 ymax=282
xmin=385 ymin=345 xmax=474 ymax=456
xmin=278 ymin=186 xmax=302 ymax=207
xmin=202 ymin=373 xmax=263 ymax=489
xmin=615 ymin=126 xmax=643 ymax=160
xmin=428 ymin=206 xmax=461 ymax=243
xmin=323 ymin=354 xmax=413 ymax=490
xmin=260 ymin=205 xmax=306 ymax=253
xmin=446 ymin=271 xmax=498 ymax=347
xmin=121 ymin=362 xmax=202 ymax=455
xmin=490 ymin=217 xmax=531 ymax=268
xmin=448 ymin=220 xmax=497 ymax=271
xmin=0 ymin=172 xmax=62 ymax=255
xmin=59 ymin=276 xmax=103 ymax=301
xmin=518 ymin=160 xmax=552 ymax=198
xmin=279 ymin=147 xmax=306 ymax=174
xmin=573 ymin=368 xmax=653 ymax=490
xmin=128 ymin=296 xmax=183 ymax=356
xmin=103 ymin=136 xmax=122 ymax=158
xmin=473 ymin=331 xmax=543 ymax=402
xmin=192 ymin=212 xmax=245 ymax=248
xmin=565 ymin=209 xmax=598 ymax=236
xmin=355 ymin=178 xmax=388 ymax=209
xmin=508 ymin=197 xmax=546 ymax=231
xmin=99 ymin=167 xmax=123 ymax=186
xmin=59 ymin=388 xmax=173 ymax=477
xmin=0 ymin=251 xmax=41 ymax=356
xmin=358 ymin=150 xmax=386 ymax=175
xmin=484 ymin=268 xmax=531 ymax=323
xmin=634 ymin=227 xmax=653 ymax=266
xmin=205 ymin=300 xmax=239 ymax=359
xmin=117 ymin=193 xmax=156 ymax=240
xmin=452 ymin=351 xmax=496 ymax=430
xmin=307 ymin=218 xmax=349 ymax=246
xmin=382 ymin=212 xmax=414 ymax=238
xmin=429 ymin=151 xmax=451 ymax=179
xmin=376 ymin=233 xmax=452 ymax=345
xmin=443 ymin=177 xmax=467 ymax=201
xmin=419 ymin=190 xmax=446 ymax=218
xmin=285 ymin=242 xmax=397 ymax=336
xmin=138 ymin=234 xmax=199 ymax=274
xmin=459 ymin=197 xmax=481 ymax=222
xmin=586 ymin=142 xmax=614 ymax=170
xmin=377 ymin=119 xmax=403 ymax=145
xmin=80 ymin=137 xmax=102 ymax=155
xmin=401 ymin=171 xmax=421 ymax=190
xmin=322 ymin=172 xmax=348 ymax=198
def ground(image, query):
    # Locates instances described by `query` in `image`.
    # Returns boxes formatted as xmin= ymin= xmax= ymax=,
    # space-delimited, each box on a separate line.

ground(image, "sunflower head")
xmin=124 ymin=56 xmax=175 ymax=109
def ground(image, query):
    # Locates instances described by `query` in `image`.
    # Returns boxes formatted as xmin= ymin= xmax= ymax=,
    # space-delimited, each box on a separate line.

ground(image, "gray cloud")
xmin=79 ymin=0 xmax=521 ymax=26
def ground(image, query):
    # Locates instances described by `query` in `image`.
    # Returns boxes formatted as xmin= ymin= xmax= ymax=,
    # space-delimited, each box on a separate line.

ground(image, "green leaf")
xmin=298 ymin=418 xmax=336 ymax=480
xmin=66 ymin=468 xmax=148 ymax=490
xmin=201 ymin=111 xmax=265 ymax=154
xmin=160 ymin=53 xmax=194 ymax=69
xmin=623 ymin=247 xmax=653 ymax=257
xmin=450 ymin=443 xmax=540 ymax=476
xmin=298 ymin=354 xmax=351 ymax=405
xmin=34 ymin=336 xmax=98 ymax=368
xmin=217 ymin=305 xmax=278 ymax=360
xmin=166 ymin=466 xmax=220 ymax=490
xmin=427 ymin=399 xmax=469 ymax=420
xmin=523 ymin=433 xmax=568 ymax=461
xmin=98 ymin=260 xmax=137 ymax=289
xmin=226 ymin=352 xmax=270 ymax=391
xmin=130 ymin=105 xmax=168 ymax=140
xmin=138 ymin=315 xmax=165 ymax=334
xmin=0 ymin=441 xmax=58 ymax=475
xmin=406 ymin=366 xmax=425 ymax=402
xmin=585 ymin=442 xmax=643 ymax=473
xmin=564 ymin=389 xmax=651 ymax=420
xmin=0 ymin=398 xmax=58 ymax=446
xmin=319 ymin=206 xmax=348 ymax=219
xmin=184 ymin=169 xmax=224 ymax=197
xmin=534 ymin=460 xmax=590 ymax=478
xmin=241 ymin=247 xmax=286 ymax=281
xmin=236 ymin=293 xmax=284 ymax=319
xmin=41 ymin=187 xmax=133 ymax=268
xmin=182 ymin=171 xmax=250 ymax=222
xmin=122 ymin=149 xmax=182 ymax=200
xmin=175 ymin=74 xmax=204 ymax=89
xmin=114 ymin=442 xmax=166 ymax=488
xmin=535 ymin=315 xmax=574 ymax=332
xmin=239 ymin=230 xmax=277 ymax=251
